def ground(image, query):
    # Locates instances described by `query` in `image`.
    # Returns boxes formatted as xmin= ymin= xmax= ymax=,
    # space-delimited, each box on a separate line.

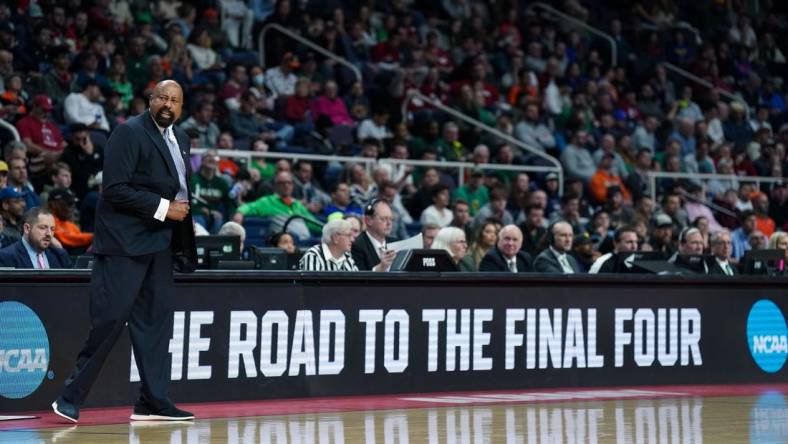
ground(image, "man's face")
xmin=332 ymin=227 xmax=354 ymax=254
xmin=297 ymin=164 xmax=312 ymax=183
xmin=664 ymin=196 xmax=680 ymax=215
xmin=200 ymin=155 xmax=218 ymax=176
xmin=710 ymin=233 xmax=732 ymax=260
xmin=615 ymin=231 xmax=638 ymax=253
xmin=333 ymin=184 xmax=351 ymax=206
xmin=422 ymin=227 xmax=439 ymax=248
xmin=9 ymin=159 xmax=26 ymax=185
xmin=53 ymin=169 xmax=71 ymax=188
xmin=527 ymin=208 xmax=543 ymax=227
xmin=453 ymin=203 xmax=470 ymax=224
xmin=491 ymin=198 xmax=506 ymax=213
xmin=552 ymin=222 xmax=574 ymax=253
xmin=24 ymin=214 xmax=55 ymax=252
xmin=743 ymin=215 xmax=757 ymax=233
xmin=681 ymin=232 xmax=704 ymax=254
xmin=3 ymin=197 xmax=25 ymax=217
xmin=149 ymin=82 xmax=184 ymax=127
xmin=274 ymin=172 xmax=294 ymax=198
xmin=366 ymin=202 xmax=393 ymax=239
xmin=498 ymin=227 xmax=523 ymax=259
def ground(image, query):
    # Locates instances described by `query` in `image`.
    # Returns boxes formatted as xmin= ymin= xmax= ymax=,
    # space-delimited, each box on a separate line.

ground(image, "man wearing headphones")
xmin=668 ymin=226 xmax=709 ymax=273
xmin=351 ymin=199 xmax=397 ymax=271
xmin=588 ymin=225 xmax=639 ymax=273
xmin=534 ymin=221 xmax=583 ymax=273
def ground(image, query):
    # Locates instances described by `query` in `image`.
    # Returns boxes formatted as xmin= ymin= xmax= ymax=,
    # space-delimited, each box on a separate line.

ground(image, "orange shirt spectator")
xmin=589 ymin=155 xmax=632 ymax=204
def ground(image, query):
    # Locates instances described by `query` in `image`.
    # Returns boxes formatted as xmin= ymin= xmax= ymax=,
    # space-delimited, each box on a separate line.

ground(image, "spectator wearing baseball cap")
xmin=47 ymin=187 xmax=93 ymax=253
xmin=15 ymin=94 xmax=67 ymax=191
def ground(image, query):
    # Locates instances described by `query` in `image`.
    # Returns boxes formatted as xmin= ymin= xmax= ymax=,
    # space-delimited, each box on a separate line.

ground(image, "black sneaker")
xmin=52 ymin=397 xmax=79 ymax=423
xmin=130 ymin=401 xmax=194 ymax=421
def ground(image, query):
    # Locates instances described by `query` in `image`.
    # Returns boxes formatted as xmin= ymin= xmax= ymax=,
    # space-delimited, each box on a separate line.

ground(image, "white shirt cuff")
xmin=154 ymin=198 xmax=170 ymax=221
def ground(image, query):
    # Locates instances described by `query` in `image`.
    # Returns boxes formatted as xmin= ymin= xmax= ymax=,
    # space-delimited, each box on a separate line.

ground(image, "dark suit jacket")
xmin=533 ymin=248 xmax=583 ymax=273
xmin=708 ymin=258 xmax=738 ymax=276
xmin=94 ymin=112 xmax=196 ymax=272
xmin=351 ymin=232 xmax=394 ymax=271
xmin=0 ymin=240 xmax=72 ymax=269
xmin=478 ymin=247 xmax=533 ymax=272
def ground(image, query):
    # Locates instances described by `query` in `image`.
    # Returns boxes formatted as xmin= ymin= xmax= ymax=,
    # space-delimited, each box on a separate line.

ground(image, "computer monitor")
xmin=249 ymin=247 xmax=288 ymax=270
xmin=195 ymin=235 xmax=241 ymax=269
xmin=613 ymin=251 xmax=667 ymax=273
xmin=742 ymin=249 xmax=786 ymax=276
xmin=390 ymin=249 xmax=458 ymax=272
xmin=73 ymin=255 xmax=95 ymax=269
xmin=674 ymin=254 xmax=713 ymax=274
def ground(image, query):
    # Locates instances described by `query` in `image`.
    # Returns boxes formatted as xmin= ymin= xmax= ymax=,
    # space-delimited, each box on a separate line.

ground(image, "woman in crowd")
xmin=432 ymin=227 xmax=474 ymax=272
xmin=467 ymin=219 xmax=501 ymax=269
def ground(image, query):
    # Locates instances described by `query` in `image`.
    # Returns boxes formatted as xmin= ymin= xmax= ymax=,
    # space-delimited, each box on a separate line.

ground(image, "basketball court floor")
xmin=2 ymin=384 xmax=787 ymax=443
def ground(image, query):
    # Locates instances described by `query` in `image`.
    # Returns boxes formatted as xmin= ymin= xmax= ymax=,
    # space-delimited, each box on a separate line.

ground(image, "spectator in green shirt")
xmin=453 ymin=169 xmax=489 ymax=216
xmin=191 ymin=150 xmax=234 ymax=233
xmin=232 ymin=171 xmax=321 ymax=240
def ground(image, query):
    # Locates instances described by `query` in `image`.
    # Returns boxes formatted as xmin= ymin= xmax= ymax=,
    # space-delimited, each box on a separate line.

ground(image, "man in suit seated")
xmin=708 ymin=230 xmax=737 ymax=276
xmin=588 ymin=225 xmax=639 ymax=274
xmin=351 ymin=199 xmax=397 ymax=271
xmin=0 ymin=207 xmax=72 ymax=268
xmin=534 ymin=221 xmax=583 ymax=273
xmin=478 ymin=224 xmax=533 ymax=272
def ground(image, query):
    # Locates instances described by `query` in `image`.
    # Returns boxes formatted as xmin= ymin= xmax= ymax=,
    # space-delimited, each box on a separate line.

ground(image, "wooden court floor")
xmin=2 ymin=389 xmax=788 ymax=443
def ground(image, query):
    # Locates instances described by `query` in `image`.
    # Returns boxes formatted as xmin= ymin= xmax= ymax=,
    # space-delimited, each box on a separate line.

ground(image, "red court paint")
xmin=3 ymin=383 xmax=788 ymax=430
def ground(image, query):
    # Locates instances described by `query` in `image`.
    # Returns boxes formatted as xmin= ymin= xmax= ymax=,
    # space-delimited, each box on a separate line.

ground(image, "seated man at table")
xmin=533 ymin=221 xmax=584 ymax=273
xmin=478 ymin=224 xmax=533 ymax=273
xmin=299 ymin=219 xmax=358 ymax=271
xmin=0 ymin=207 xmax=72 ymax=269
xmin=588 ymin=225 xmax=639 ymax=273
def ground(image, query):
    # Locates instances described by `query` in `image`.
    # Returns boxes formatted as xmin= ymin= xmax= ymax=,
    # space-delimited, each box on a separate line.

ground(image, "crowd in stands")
xmin=0 ymin=0 xmax=785 ymax=274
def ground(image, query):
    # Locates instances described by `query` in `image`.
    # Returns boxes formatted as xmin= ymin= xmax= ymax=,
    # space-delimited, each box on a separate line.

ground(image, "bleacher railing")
xmin=525 ymin=2 xmax=618 ymax=67
xmin=400 ymin=90 xmax=564 ymax=193
xmin=0 ymin=118 xmax=19 ymax=141
xmin=191 ymin=148 xmax=558 ymax=188
xmin=258 ymin=23 xmax=362 ymax=84
xmin=646 ymin=171 xmax=784 ymax=202
xmin=660 ymin=62 xmax=751 ymax=117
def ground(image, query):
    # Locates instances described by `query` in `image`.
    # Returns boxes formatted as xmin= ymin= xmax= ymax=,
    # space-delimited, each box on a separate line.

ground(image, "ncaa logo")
xmin=747 ymin=300 xmax=788 ymax=373
xmin=0 ymin=301 xmax=50 ymax=398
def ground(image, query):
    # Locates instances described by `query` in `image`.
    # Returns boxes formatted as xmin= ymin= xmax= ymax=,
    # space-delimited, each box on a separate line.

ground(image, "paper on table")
xmin=387 ymin=233 xmax=423 ymax=252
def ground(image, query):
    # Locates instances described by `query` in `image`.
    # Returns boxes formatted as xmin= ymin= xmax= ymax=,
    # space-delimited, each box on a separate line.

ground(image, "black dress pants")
xmin=62 ymin=248 xmax=174 ymax=409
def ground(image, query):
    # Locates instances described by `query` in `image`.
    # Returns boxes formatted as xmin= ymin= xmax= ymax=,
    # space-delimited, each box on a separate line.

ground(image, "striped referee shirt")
xmin=299 ymin=243 xmax=359 ymax=271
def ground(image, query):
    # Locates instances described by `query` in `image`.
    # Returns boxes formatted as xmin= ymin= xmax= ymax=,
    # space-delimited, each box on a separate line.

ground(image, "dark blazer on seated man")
xmin=533 ymin=247 xmax=583 ymax=273
xmin=478 ymin=246 xmax=533 ymax=272
xmin=0 ymin=239 xmax=72 ymax=268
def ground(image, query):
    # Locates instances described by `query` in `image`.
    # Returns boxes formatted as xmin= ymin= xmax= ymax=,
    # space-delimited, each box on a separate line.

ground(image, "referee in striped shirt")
xmin=299 ymin=219 xmax=359 ymax=271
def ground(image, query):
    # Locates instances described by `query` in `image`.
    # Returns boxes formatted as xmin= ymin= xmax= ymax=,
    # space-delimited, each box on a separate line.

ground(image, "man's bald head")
xmin=149 ymin=80 xmax=184 ymax=127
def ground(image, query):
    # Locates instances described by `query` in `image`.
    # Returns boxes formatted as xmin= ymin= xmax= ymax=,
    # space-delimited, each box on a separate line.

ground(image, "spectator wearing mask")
xmin=48 ymin=188 xmax=93 ymax=254
xmin=708 ymin=230 xmax=737 ymax=276
xmin=0 ymin=207 xmax=72 ymax=268
xmin=589 ymin=225 xmax=639 ymax=273
xmin=534 ymin=221 xmax=583 ymax=273
xmin=299 ymin=219 xmax=359 ymax=271
xmin=479 ymin=224 xmax=533 ymax=272
xmin=432 ymin=226 xmax=474 ymax=272
xmin=351 ymin=199 xmax=397 ymax=271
